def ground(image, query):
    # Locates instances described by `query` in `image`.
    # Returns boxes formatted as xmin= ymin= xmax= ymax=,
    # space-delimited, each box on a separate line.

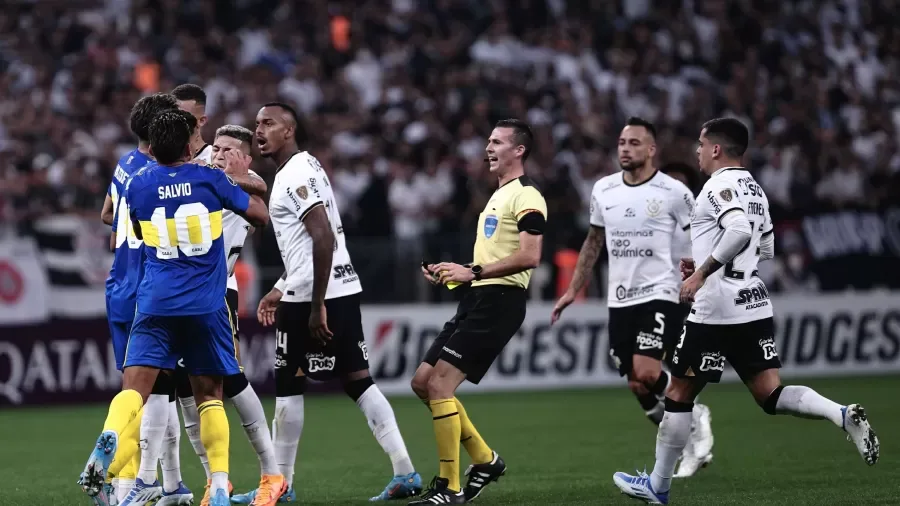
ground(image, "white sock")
xmin=775 ymin=385 xmax=844 ymax=427
xmin=650 ymin=409 xmax=692 ymax=494
xmin=117 ymin=478 xmax=135 ymax=502
xmin=179 ymin=396 xmax=211 ymax=479
xmin=231 ymin=383 xmax=280 ymax=475
xmin=356 ymin=385 xmax=415 ymax=476
xmin=161 ymin=401 xmax=183 ymax=492
xmin=211 ymin=471 xmax=229 ymax=496
xmin=273 ymin=396 xmax=305 ymax=487
xmin=137 ymin=394 xmax=168 ymax=484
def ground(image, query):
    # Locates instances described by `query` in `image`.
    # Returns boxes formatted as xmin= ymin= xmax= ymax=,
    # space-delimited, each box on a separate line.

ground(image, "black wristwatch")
xmin=470 ymin=264 xmax=483 ymax=281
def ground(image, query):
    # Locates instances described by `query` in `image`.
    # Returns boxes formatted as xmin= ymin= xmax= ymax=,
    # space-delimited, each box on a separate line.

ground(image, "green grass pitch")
xmin=1 ymin=376 xmax=897 ymax=505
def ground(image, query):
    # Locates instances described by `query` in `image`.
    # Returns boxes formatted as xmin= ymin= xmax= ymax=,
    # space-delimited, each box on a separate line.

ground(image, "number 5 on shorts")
xmin=653 ymin=312 xmax=665 ymax=334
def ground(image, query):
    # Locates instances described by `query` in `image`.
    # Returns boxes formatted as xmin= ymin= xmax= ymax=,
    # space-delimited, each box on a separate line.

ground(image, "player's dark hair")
xmin=263 ymin=101 xmax=307 ymax=145
xmin=701 ymin=117 xmax=749 ymax=158
xmin=625 ymin=116 xmax=657 ymax=139
xmin=149 ymin=110 xmax=197 ymax=165
xmin=495 ymin=118 xmax=534 ymax=161
xmin=171 ymin=83 xmax=207 ymax=105
xmin=215 ymin=125 xmax=253 ymax=145
xmin=128 ymin=93 xmax=178 ymax=143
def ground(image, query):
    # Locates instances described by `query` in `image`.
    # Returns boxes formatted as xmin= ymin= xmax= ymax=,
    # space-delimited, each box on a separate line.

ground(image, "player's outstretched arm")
xmin=242 ymin=194 xmax=270 ymax=228
xmin=229 ymin=172 xmax=267 ymax=197
xmin=101 ymin=194 xmax=115 ymax=226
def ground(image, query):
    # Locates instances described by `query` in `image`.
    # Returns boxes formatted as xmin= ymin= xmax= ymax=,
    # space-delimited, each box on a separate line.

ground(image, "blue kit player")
xmin=79 ymin=109 xmax=270 ymax=506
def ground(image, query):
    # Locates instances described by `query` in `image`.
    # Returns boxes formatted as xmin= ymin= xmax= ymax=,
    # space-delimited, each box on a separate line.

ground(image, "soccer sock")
xmin=137 ymin=394 xmax=169 ymax=484
xmin=199 ymin=400 xmax=230 ymax=493
xmin=108 ymin=408 xmax=143 ymax=477
xmin=179 ymin=396 xmax=211 ymax=479
xmin=116 ymin=478 xmax=135 ymax=502
xmin=103 ymin=389 xmax=144 ymax=436
xmin=430 ymin=398 xmax=461 ymax=492
xmin=650 ymin=398 xmax=693 ymax=494
xmin=356 ymin=385 xmax=416 ymax=476
xmin=454 ymin=397 xmax=493 ymax=464
xmin=160 ymin=401 xmax=183 ymax=492
xmin=230 ymin=384 xmax=280 ymax=475
xmin=772 ymin=385 xmax=845 ymax=427
xmin=274 ymin=395 xmax=305 ymax=487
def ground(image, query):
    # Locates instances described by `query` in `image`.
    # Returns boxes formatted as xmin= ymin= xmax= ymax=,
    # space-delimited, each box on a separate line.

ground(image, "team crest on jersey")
xmin=483 ymin=214 xmax=498 ymax=238
xmin=719 ymin=189 xmax=733 ymax=202
xmin=646 ymin=198 xmax=662 ymax=217
xmin=296 ymin=186 xmax=308 ymax=199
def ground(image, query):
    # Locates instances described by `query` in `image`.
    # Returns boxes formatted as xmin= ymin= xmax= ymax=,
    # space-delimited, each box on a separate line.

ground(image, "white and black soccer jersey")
xmin=589 ymin=171 xmax=694 ymax=308
xmin=270 ymin=151 xmax=362 ymax=303
xmin=222 ymin=169 xmax=262 ymax=291
xmin=688 ymin=167 xmax=774 ymax=325
xmin=194 ymin=143 xmax=213 ymax=164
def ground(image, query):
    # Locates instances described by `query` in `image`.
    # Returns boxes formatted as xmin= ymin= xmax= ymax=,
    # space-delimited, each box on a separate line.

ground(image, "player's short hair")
xmin=495 ymin=118 xmax=534 ymax=161
xmin=701 ymin=117 xmax=749 ymax=158
xmin=171 ymin=83 xmax=207 ymax=105
xmin=215 ymin=124 xmax=253 ymax=145
xmin=625 ymin=116 xmax=657 ymax=140
xmin=149 ymin=109 xmax=197 ymax=165
xmin=129 ymin=93 xmax=178 ymax=143
xmin=262 ymin=101 xmax=306 ymax=145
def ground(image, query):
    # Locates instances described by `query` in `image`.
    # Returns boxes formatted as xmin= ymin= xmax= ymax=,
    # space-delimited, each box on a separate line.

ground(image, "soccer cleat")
xmin=674 ymin=403 xmax=714 ymax=478
xmin=211 ymin=489 xmax=232 ymax=506
xmin=231 ymin=485 xmax=296 ymax=504
xmin=612 ymin=470 xmax=668 ymax=505
xmin=156 ymin=481 xmax=195 ymax=505
xmin=202 ymin=480 xmax=234 ymax=506
xmin=78 ymin=431 xmax=119 ymax=502
xmin=463 ymin=451 xmax=506 ymax=502
xmin=843 ymin=404 xmax=880 ymax=465
xmin=673 ymin=452 xmax=713 ymax=478
xmin=119 ymin=478 xmax=163 ymax=506
xmin=408 ymin=477 xmax=464 ymax=505
xmin=249 ymin=474 xmax=288 ymax=506
xmin=370 ymin=472 xmax=423 ymax=500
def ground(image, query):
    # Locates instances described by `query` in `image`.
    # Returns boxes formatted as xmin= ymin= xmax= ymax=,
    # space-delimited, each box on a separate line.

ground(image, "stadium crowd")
xmin=1 ymin=0 xmax=899 ymax=302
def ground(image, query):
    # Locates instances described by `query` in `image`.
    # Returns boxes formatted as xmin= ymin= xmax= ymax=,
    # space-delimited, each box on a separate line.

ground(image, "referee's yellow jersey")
xmin=472 ymin=176 xmax=547 ymax=289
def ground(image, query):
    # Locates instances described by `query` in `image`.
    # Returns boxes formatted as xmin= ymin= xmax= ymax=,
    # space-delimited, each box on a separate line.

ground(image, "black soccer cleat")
xmin=463 ymin=451 xmax=507 ymax=502
xmin=408 ymin=477 xmax=465 ymax=505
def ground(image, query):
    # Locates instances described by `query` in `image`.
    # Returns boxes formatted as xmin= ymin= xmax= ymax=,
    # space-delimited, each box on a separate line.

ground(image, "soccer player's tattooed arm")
xmin=302 ymin=205 xmax=335 ymax=307
xmin=568 ymin=225 xmax=604 ymax=295
xmin=695 ymin=257 xmax=724 ymax=279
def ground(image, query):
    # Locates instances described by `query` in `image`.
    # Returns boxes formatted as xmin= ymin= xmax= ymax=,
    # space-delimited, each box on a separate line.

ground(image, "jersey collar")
xmin=621 ymin=169 xmax=658 ymax=187
xmin=275 ymin=151 xmax=302 ymax=174
xmin=711 ymin=166 xmax=745 ymax=177
xmin=193 ymin=143 xmax=210 ymax=159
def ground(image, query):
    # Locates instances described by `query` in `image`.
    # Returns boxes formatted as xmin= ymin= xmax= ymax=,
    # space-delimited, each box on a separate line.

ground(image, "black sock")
xmin=637 ymin=393 xmax=665 ymax=425
xmin=649 ymin=371 xmax=670 ymax=396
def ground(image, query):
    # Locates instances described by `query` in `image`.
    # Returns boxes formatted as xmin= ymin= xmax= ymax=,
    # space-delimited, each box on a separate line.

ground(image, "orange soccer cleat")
xmin=250 ymin=474 xmax=288 ymax=506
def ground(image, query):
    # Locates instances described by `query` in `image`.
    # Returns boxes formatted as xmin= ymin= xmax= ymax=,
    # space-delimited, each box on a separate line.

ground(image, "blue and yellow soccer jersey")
xmin=106 ymin=149 xmax=153 ymax=324
xmin=125 ymin=162 xmax=251 ymax=316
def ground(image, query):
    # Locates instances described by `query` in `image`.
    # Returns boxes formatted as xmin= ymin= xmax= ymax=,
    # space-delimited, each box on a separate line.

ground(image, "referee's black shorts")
xmin=422 ymin=285 xmax=527 ymax=384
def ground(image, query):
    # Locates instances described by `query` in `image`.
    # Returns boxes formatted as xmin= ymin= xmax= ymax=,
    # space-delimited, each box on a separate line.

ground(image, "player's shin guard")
xmin=103 ymin=389 xmax=144 ymax=436
xmin=179 ymin=396 xmax=211 ymax=479
xmin=274 ymin=371 xmax=307 ymax=487
xmin=650 ymin=398 xmax=693 ymax=494
xmin=226 ymin=372 xmax=280 ymax=475
xmin=160 ymin=400 xmax=183 ymax=492
xmin=430 ymin=399 xmax=462 ymax=492
xmin=766 ymin=385 xmax=844 ymax=427
xmin=137 ymin=394 xmax=169 ymax=484
xmin=349 ymin=378 xmax=416 ymax=476
xmin=454 ymin=397 xmax=493 ymax=464
xmin=198 ymin=400 xmax=230 ymax=494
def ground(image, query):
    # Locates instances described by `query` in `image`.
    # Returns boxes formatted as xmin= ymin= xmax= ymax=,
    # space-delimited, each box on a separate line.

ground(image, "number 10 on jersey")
xmin=142 ymin=203 xmax=223 ymax=259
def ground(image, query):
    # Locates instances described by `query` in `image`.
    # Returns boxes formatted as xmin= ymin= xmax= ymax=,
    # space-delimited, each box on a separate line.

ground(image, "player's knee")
xmin=628 ymin=379 xmax=649 ymax=396
xmin=762 ymin=385 xmax=784 ymax=415
xmin=632 ymin=368 xmax=659 ymax=388
xmin=343 ymin=375 xmax=375 ymax=402
xmin=275 ymin=368 xmax=307 ymax=397
xmin=410 ymin=371 xmax=430 ymax=399
xmin=425 ymin=370 xmax=454 ymax=399
xmin=223 ymin=372 xmax=250 ymax=399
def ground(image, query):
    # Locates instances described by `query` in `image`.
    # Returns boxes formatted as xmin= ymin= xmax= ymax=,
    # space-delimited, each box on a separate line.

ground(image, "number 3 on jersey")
xmin=141 ymin=202 xmax=222 ymax=259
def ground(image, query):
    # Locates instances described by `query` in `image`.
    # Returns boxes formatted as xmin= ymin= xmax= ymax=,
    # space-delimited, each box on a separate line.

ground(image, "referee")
xmin=409 ymin=119 xmax=547 ymax=505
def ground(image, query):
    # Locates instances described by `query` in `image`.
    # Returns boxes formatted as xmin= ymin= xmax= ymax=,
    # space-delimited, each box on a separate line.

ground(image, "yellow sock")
xmin=108 ymin=407 xmax=143 ymax=478
xmin=103 ymin=389 xmax=143 ymax=436
xmin=199 ymin=400 xmax=230 ymax=474
xmin=119 ymin=458 xmax=137 ymax=481
xmin=454 ymin=397 xmax=493 ymax=464
xmin=430 ymin=398 xmax=461 ymax=491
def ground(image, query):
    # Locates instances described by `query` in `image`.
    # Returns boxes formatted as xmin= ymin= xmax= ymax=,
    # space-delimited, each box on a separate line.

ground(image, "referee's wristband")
xmin=274 ymin=278 xmax=286 ymax=293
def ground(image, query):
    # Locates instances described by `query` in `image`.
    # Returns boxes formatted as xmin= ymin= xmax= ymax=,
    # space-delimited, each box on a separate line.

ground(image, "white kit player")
xmin=552 ymin=117 xmax=713 ymax=477
xmin=613 ymin=118 xmax=880 ymax=505
xmin=173 ymin=84 xmax=288 ymax=506
xmin=231 ymin=102 xmax=421 ymax=504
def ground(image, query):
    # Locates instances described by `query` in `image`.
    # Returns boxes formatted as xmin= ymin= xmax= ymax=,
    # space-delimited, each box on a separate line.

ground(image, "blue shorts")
xmin=124 ymin=305 xmax=240 ymax=376
xmin=108 ymin=320 xmax=132 ymax=371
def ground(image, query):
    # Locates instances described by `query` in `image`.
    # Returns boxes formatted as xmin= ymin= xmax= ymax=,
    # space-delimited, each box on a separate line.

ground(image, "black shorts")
xmin=175 ymin=288 xmax=241 ymax=397
xmin=275 ymin=293 xmax=369 ymax=381
xmin=422 ymin=285 xmax=526 ymax=384
xmin=608 ymin=300 xmax=687 ymax=376
xmin=670 ymin=317 xmax=781 ymax=383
